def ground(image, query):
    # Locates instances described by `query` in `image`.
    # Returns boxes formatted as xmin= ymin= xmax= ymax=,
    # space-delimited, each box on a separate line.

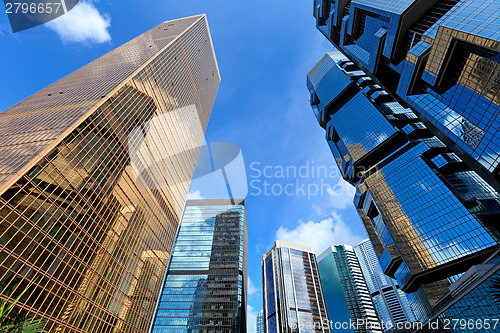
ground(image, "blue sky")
xmin=0 ymin=1 xmax=369 ymax=331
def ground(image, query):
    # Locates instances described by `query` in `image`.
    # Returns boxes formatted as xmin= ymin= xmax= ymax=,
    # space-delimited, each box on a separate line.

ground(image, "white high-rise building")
xmin=354 ymin=240 xmax=416 ymax=331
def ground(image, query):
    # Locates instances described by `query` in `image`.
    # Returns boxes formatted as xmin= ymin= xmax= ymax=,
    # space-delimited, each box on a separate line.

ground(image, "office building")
xmin=0 ymin=14 xmax=219 ymax=332
xmin=150 ymin=199 xmax=248 ymax=332
xmin=262 ymin=241 xmax=330 ymax=332
xmin=312 ymin=0 xmax=500 ymax=323
xmin=313 ymin=0 xmax=500 ymax=182
xmin=307 ymin=52 xmax=500 ymax=320
xmin=257 ymin=310 xmax=265 ymax=333
xmin=415 ymin=250 xmax=500 ymax=333
xmin=318 ymin=245 xmax=382 ymax=333
xmin=354 ymin=240 xmax=415 ymax=331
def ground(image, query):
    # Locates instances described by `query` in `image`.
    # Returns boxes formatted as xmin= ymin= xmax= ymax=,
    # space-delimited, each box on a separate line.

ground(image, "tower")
xmin=150 ymin=199 xmax=248 ymax=332
xmin=317 ymin=245 xmax=382 ymax=333
xmin=0 ymin=14 xmax=219 ymax=332
xmin=307 ymin=51 xmax=499 ymax=320
xmin=354 ymin=240 xmax=415 ymax=331
xmin=262 ymin=240 xmax=330 ymax=332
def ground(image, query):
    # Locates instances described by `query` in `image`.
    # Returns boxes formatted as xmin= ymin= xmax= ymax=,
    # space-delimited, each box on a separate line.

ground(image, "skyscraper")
xmin=414 ymin=249 xmax=500 ymax=333
xmin=0 ymin=14 xmax=219 ymax=332
xmin=312 ymin=0 xmax=500 ymax=290
xmin=262 ymin=241 xmax=331 ymax=333
xmin=307 ymin=52 xmax=500 ymax=320
xmin=257 ymin=310 xmax=265 ymax=333
xmin=354 ymin=240 xmax=415 ymax=331
xmin=150 ymin=199 xmax=248 ymax=332
xmin=317 ymin=245 xmax=382 ymax=333
xmin=313 ymin=0 xmax=500 ymax=182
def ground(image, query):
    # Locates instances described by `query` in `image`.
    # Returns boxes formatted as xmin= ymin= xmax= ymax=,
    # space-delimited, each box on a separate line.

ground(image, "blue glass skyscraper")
xmin=312 ymin=0 xmax=500 ymax=323
xmin=307 ymin=51 xmax=500 ymax=320
xmin=354 ymin=240 xmax=415 ymax=331
xmin=313 ymin=0 xmax=500 ymax=182
xmin=150 ymin=199 xmax=248 ymax=332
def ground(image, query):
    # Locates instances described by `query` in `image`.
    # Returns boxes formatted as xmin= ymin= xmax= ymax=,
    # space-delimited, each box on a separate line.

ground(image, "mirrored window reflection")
xmin=0 ymin=15 xmax=219 ymax=333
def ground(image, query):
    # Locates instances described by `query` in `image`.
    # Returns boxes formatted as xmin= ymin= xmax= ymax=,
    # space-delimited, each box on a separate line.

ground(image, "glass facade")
xmin=0 ymin=15 xmax=219 ymax=332
xmin=307 ymin=52 xmax=500 ymax=320
xmin=262 ymin=240 xmax=330 ymax=333
xmin=150 ymin=199 xmax=248 ymax=332
xmin=354 ymin=240 xmax=415 ymax=331
xmin=257 ymin=310 xmax=265 ymax=333
xmin=314 ymin=0 xmax=500 ymax=176
xmin=415 ymin=251 xmax=500 ymax=333
xmin=317 ymin=245 xmax=382 ymax=333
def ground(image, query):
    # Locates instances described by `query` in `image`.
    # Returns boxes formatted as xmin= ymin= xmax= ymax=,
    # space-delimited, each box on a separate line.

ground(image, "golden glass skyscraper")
xmin=0 ymin=14 xmax=219 ymax=332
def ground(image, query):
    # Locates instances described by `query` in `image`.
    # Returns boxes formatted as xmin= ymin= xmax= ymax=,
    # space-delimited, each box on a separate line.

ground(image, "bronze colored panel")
xmin=0 ymin=14 xmax=219 ymax=333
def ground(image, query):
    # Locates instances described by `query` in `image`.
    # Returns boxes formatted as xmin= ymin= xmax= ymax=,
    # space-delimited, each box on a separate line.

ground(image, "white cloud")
xmin=46 ymin=2 xmax=111 ymax=44
xmin=247 ymin=305 xmax=258 ymax=333
xmin=186 ymin=190 xmax=205 ymax=200
xmin=248 ymin=277 xmax=259 ymax=297
xmin=276 ymin=213 xmax=364 ymax=253
xmin=325 ymin=180 xmax=356 ymax=209
xmin=312 ymin=203 xmax=323 ymax=216
xmin=312 ymin=179 xmax=356 ymax=217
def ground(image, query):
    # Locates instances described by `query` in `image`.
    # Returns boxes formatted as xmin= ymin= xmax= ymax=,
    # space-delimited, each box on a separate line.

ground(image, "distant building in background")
xmin=0 ymin=14 xmax=219 ymax=333
xmin=311 ymin=0 xmax=500 ymax=323
xmin=262 ymin=240 xmax=331 ymax=332
xmin=307 ymin=51 xmax=500 ymax=321
xmin=150 ymin=199 xmax=248 ymax=332
xmin=257 ymin=310 xmax=265 ymax=333
xmin=354 ymin=240 xmax=415 ymax=331
xmin=318 ymin=245 xmax=382 ymax=333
